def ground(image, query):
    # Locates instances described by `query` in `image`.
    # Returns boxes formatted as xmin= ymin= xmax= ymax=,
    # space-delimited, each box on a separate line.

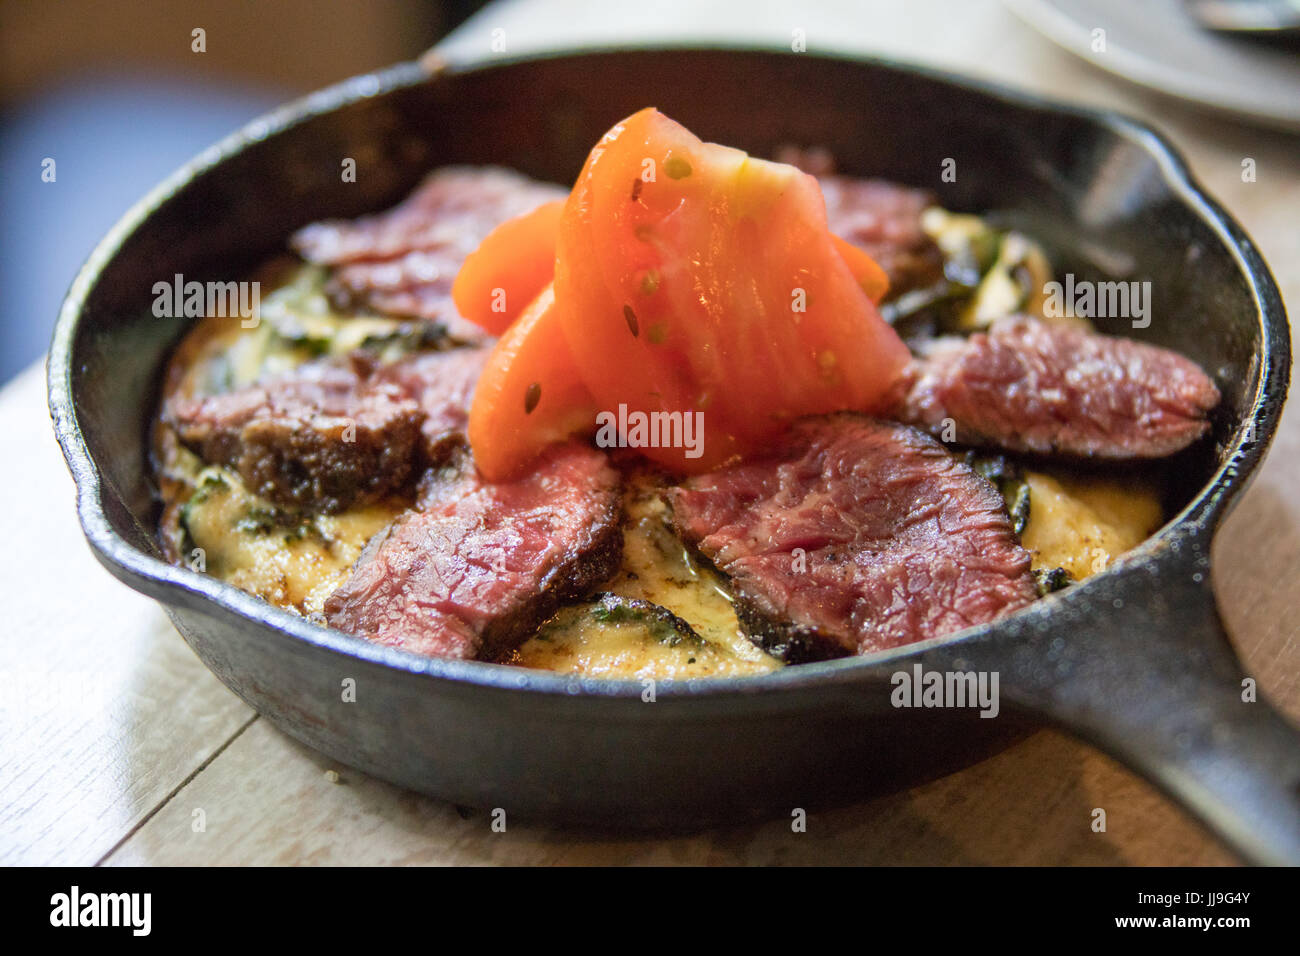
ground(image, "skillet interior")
xmin=49 ymin=48 xmax=1285 ymax=827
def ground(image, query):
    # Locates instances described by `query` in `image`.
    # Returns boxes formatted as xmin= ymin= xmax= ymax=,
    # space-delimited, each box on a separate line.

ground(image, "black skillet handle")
xmin=922 ymin=534 xmax=1300 ymax=865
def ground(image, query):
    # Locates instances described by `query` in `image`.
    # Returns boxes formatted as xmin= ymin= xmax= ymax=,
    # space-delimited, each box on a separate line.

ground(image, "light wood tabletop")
xmin=3 ymin=0 xmax=1296 ymax=865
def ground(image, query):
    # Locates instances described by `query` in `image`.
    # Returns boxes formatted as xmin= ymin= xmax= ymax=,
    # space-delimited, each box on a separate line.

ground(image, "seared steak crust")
xmin=669 ymin=415 xmax=1036 ymax=660
xmin=291 ymin=167 xmax=566 ymax=338
xmin=324 ymin=443 xmax=622 ymax=660
xmin=168 ymin=357 xmax=423 ymax=513
xmin=899 ymin=316 xmax=1221 ymax=458
xmin=169 ymin=345 xmax=491 ymax=512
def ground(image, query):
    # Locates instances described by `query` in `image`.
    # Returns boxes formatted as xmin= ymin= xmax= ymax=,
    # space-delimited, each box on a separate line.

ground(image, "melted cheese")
xmin=512 ymin=603 xmax=772 ymax=679
xmin=1021 ymin=470 xmax=1163 ymax=580
xmin=180 ymin=467 xmax=404 ymax=616
xmin=512 ymin=473 xmax=780 ymax=678
xmin=165 ymin=262 xmax=422 ymax=403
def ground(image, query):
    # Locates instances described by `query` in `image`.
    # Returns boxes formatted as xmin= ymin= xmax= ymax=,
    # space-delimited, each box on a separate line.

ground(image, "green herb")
xmin=180 ymin=471 xmax=230 ymax=534
xmin=1006 ymin=480 xmax=1031 ymax=537
xmin=233 ymin=504 xmax=318 ymax=542
xmin=591 ymin=602 xmax=645 ymax=625
xmin=964 ymin=452 xmax=1030 ymax=536
xmin=585 ymin=594 xmax=701 ymax=647
xmin=298 ymin=336 xmax=332 ymax=358
xmin=524 ymin=382 xmax=541 ymax=414
xmin=1034 ymin=567 xmax=1073 ymax=597
xmin=233 ymin=506 xmax=280 ymax=535
xmin=623 ymin=304 xmax=640 ymax=337
xmin=966 ymin=453 xmax=1015 ymax=486
xmin=193 ymin=470 xmax=229 ymax=500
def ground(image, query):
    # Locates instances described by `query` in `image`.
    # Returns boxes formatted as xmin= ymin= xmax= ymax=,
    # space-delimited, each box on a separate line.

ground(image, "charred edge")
xmin=662 ymin=494 xmax=849 ymax=665
xmin=244 ymin=421 xmax=421 ymax=515
xmin=733 ymin=596 xmax=850 ymax=665
xmin=173 ymin=413 xmax=423 ymax=516
xmin=478 ymin=502 xmax=626 ymax=662
xmin=420 ymin=429 xmax=471 ymax=471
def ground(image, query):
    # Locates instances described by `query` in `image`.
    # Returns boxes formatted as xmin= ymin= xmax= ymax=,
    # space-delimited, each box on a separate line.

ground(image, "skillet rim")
xmin=47 ymin=45 xmax=1290 ymax=702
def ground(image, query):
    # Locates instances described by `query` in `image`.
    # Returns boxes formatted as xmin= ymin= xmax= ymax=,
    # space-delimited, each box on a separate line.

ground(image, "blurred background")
xmin=0 ymin=0 xmax=487 ymax=383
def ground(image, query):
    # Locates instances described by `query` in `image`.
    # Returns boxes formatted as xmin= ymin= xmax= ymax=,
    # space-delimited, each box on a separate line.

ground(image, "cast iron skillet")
xmin=48 ymin=47 xmax=1298 ymax=864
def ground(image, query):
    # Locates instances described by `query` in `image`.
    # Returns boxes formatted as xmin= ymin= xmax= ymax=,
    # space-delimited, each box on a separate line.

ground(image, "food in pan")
xmin=153 ymin=108 xmax=1219 ymax=679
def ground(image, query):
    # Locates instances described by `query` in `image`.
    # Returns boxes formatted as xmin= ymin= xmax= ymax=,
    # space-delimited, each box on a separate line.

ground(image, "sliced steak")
xmin=168 ymin=357 xmax=423 ymax=513
xmin=817 ymin=175 xmax=945 ymax=298
xmin=373 ymin=346 xmax=489 ymax=461
xmin=324 ymin=443 xmax=622 ymax=660
xmin=898 ymin=316 xmax=1221 ymax=458
xmin=291 ymin=167 xmax=567 ymax=338
xmin=668 ymin=415 xmax=1036 ymax=660
xmin=170 ymin=340 xmax=490 ymax=511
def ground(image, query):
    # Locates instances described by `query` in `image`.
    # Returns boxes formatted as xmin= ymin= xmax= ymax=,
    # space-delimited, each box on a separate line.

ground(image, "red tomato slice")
xmin=833 ymin=234 xmax=890 ymax=304
xmin=452 ymin=200 xmax=564 ymax=335
xmin=554 ymin=108 xmax=910 ymax=472
xmin=451 ymin=199 xmax=884 ymax=343
xmin=467 ymin=284 xmax=597 ymax=480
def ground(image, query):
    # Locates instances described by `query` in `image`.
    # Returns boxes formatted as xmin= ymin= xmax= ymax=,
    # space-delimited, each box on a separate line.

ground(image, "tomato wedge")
xmin=467 ymin=284 xmax=598 ymax=481
xmin=452 ymin=199 xmax=885 ymax=343
xmin=833 ymin=234 xmax=890 ymax=304
xmin=452 ymin=199 xmax=564 ymax=335
xmin=467 ymin=108 xmax=910 ymax=478
xmin=552 ymin=107 xmax=910 ymax=472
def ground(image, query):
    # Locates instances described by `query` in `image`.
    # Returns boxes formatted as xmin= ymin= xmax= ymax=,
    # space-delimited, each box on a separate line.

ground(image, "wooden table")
xmin=3 ymin=0 xmax=1296 ymax=865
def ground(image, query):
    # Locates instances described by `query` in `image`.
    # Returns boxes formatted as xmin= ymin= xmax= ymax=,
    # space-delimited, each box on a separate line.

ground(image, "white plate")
xmin=1004 ymin=0 xmax=1300 ymax=130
